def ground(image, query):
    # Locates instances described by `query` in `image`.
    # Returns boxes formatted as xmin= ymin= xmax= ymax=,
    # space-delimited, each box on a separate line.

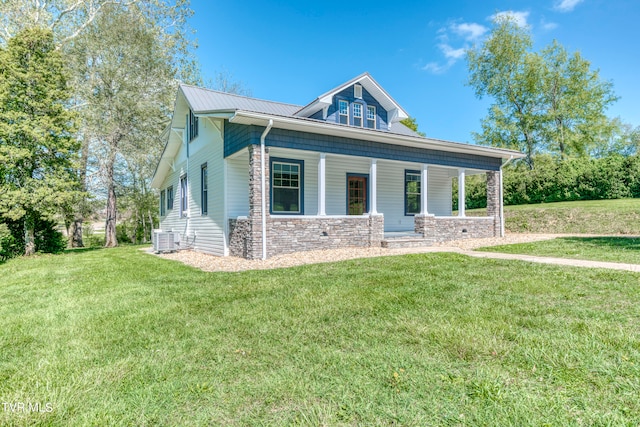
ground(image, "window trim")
xmin=352 ymin=102 xmax=363 ymax=127
xmin=404 ymin=169 xmax=421 ymax=216
xmin=270 ymin=157 xmax=304 ymax=215
xmin=180 ymin=174 xmax=188 ymax=218
xmin=338 ymin=99 xmax=349 ymax=125
xmin=346 ymin=173 xmax=369 ymax=215
xmin=160 ymin=189 xmax=166 ymax=217
xmin=367 ymin=105 xmax=376 ymax=129
xmin=200 ymin=163 xmax=208 ymax=216
xmin=166 ymin=186 xmax=174 ymax=211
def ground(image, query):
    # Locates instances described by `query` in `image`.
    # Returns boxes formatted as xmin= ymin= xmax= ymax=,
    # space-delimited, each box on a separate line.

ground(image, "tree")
xmin=466 ymin=16 xmax=617 ymax=167
xmin=1 ymin=0 xmax=199 ymax=248
xmin=0 ymin=27 xmax=80 ymax=255
xmin=70 ymin=4 xmax=178 ymax=247
xmin=400 ymin=116 xmax=426 ymax=137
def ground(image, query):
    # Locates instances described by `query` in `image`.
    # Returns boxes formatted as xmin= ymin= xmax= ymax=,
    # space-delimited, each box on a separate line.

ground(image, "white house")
xmin=150 ymin=73 xmax=524 ymax=259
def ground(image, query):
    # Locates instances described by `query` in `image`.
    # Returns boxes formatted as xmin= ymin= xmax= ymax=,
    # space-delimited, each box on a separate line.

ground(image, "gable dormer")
xmin=294 ymin=73 xmax=409 ymax=131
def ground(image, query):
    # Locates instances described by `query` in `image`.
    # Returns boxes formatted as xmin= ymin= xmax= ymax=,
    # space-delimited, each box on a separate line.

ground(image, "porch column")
xmin=420 ymin=164 xmax=429 ymax=215
xmin=317 ymin=153 xmax=326 ymax=215
xmin=369 ymin=159 xmax=378 ymax=214
xmin=458 ymin=168 xmax=466 ymax=217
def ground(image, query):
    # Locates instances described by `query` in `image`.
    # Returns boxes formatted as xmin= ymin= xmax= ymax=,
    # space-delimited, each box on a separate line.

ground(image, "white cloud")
xmin=422 ymin=62 xmax=450 ymax=74
xmin=541 ymin=19 xmax=559 ymax=30
xmin=451 ymin=22 xmax=488 ymax=42
xmin=491 ymin=10 xmax=530 ymax=27
xmin=554 ymin=0 xmax=584 ymax=12
xmin=439 ymin=43 xmax=466 ymax=60
xmin=422 ymin=20 xmax=487 ymax=75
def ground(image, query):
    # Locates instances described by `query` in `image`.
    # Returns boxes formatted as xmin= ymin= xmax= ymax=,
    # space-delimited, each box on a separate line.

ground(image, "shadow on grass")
xmin=63 ymin=246 xmax=106 ymax=255
xmin=560 ymin=236 xmax=640 ymax=250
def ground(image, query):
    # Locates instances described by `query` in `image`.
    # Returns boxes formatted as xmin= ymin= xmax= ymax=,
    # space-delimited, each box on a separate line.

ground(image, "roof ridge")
xmin=179 ymin=83 xmax=302 ymax=108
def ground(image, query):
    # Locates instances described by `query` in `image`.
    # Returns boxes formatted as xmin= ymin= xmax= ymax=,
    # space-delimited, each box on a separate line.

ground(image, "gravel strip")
xmin=153 ymin=233 xmax=573 ymax=272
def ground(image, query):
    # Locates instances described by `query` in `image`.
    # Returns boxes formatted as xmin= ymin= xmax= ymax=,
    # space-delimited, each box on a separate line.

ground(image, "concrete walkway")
xmin=457 ymin=249 xmax=640 ymax=273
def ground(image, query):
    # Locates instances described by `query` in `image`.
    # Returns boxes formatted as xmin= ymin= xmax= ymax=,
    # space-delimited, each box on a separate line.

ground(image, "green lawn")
xmin=466 ymin=198 xmax=640 ymax=234
xmin=1 ymin=247 xmax=640 ymax=426
xmin=479 ymin=236 xmax=640 ymax=265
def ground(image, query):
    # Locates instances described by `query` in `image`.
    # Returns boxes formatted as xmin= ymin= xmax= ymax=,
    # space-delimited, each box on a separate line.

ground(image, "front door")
xmin=347 ymin=175 xmax=368 ymax=215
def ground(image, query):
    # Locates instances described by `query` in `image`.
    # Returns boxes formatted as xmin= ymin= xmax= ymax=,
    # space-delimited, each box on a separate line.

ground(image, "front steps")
xmin=381 ymin=233 xmax=435 ymax=249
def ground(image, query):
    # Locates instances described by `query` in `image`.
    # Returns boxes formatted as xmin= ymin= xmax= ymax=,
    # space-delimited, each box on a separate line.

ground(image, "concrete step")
xmin=381 ymin=236 xmax=435 ymax=249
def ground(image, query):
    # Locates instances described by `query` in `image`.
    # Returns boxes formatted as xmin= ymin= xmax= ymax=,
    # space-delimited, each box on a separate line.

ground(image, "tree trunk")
xmin=104 ymin=139 xmax=119 ymax=247
xmin=70 ymin=217 xmax=84 ymax=247
xmin=71 ymin=138 xmax=91 ymax=247
xmin=24 ymin=215 xmax=36 ymax=256
xmin=104 ymin=180 xmax=118 ymax=247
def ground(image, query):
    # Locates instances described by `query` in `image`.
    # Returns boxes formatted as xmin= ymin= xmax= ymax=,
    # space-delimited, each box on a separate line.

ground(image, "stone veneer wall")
xmin=229 ymin=215 xmax=384 ymax=258
xmin=486 ymin=170 xmax=501 ymax=237
xmin=414 ymin=215 xmax=496 ymax=242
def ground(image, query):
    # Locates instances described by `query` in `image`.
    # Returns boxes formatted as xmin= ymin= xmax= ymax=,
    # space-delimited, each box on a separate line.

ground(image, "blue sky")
xmin=188 ymin=0 xmax=638 ymax=143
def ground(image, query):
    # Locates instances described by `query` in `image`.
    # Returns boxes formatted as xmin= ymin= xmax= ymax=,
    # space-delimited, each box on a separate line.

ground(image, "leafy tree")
xmin=466 ymin=16 xmax=617 ymax=167
xmin=70 ymin=4 xmax=178 ymax=247
xmin=1 ymin=0 xmax=199 ymax=248
xmin=0 ymin=27 xmax=79 ymax=255
xmin=400 ymin=116 xmax=426 ymax=137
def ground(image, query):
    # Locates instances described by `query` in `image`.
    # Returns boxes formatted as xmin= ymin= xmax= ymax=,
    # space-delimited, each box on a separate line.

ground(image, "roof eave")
xmin=229 ymin=110 xmax=525 ymax=160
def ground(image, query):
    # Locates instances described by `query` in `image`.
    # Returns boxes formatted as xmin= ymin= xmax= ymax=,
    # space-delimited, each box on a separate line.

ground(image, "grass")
xmin=478 ymin=236 xmax=640 ymax=265
xmin=466 ymin=198 xmax=640 ymax=234
xmin=1 ymin=246 xmax=640 ymax=425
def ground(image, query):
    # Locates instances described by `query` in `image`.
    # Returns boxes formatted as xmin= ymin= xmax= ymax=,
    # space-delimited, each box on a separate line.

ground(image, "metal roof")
xmin=180 ymin=84 xmax=301 ymax=116
xmin=179 ymin=82 xmax=422 ymax=138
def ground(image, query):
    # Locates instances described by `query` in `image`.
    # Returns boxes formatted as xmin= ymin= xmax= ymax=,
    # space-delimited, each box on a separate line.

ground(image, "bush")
xmin=0 ymin=223 xmax=23 ymax=261
xmin=34 ymin=218 xmax=66 ymax=254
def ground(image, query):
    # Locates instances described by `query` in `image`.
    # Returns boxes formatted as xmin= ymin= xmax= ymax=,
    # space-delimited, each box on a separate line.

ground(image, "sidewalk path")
xmin=454 ymin=248 xmax=640 ymax=273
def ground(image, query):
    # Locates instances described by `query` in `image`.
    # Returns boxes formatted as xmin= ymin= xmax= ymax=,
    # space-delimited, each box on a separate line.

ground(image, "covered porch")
xmin=226 ymin=144 xmax=503 ymax=259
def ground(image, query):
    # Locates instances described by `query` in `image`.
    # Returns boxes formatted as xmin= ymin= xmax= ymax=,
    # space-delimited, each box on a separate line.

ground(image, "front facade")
xmin=151 ymin=73 xmax=524 ymax=259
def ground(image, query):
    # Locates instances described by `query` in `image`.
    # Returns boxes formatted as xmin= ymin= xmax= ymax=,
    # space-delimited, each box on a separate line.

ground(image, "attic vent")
xmin=354 ymin=84 xmax=363 ymax=99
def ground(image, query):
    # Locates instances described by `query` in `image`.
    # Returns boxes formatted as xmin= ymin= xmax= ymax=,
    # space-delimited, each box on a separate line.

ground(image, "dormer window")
xmin=367 ymin=105 xmax=376 ymax=129
xmin=354 ymin=84 xmax=363 ymax=99
xmin=338 ymin=100 xmax=349 ymax=125
xmin=353 ymin=103 xmax=363 ymax=127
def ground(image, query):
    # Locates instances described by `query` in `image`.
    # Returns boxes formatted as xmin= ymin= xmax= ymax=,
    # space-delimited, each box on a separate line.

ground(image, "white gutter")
xmin=499 ymin=155 xmax=515 ymax=237
xmin=260 ymin=119 xmax=273 ymax=260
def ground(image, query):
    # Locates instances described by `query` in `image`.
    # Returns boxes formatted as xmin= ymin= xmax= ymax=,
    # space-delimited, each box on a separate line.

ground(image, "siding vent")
xmin=354 ymin=84 xmax=363 ymax=99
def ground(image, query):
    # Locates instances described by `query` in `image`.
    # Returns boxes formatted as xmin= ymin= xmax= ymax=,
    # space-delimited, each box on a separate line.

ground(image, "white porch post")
xmin=318 ymin=153 xmax=326 ymax=215
xmin=420 ymin=164 xmax=429 ymax=215
xmin=369 ymin=159 xmax=378 ymax=214
xmin=458 ymin=168 xmax=466 ymax=217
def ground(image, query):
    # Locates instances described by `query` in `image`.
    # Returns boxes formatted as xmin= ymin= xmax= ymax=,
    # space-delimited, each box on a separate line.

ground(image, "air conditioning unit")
xmin=153 ymin=231 xmax=179 ymax=253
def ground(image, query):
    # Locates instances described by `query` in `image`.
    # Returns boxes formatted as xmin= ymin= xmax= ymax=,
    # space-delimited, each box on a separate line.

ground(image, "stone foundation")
xmin=415 ymin=214 xmax=497 ymax=243
xmin=228 ymin=215 xmax=384 ymax=259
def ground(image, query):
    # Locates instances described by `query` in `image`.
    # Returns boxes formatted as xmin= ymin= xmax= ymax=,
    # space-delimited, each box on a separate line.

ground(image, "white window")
xmin=338 ymin=100 xmax=348 ymax=124
xmin=367 ymin=105 xmax=376 ymax=129
xmin=353 ymin=103 xmax=363 ymax=127
xmin=354 ymin=84 xmax=363 ymax=99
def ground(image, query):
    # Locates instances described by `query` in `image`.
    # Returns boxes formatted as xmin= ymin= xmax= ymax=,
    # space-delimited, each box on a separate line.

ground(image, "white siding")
xmin=428 ymin=166 xmax=453 ymax=216
xmin=325 ymin=155 xmax=370 ymax=215
xmin=377 ymin=160 xmax=419 ymax=231
xmin=158 ymin=118 xmax=226 ymax=256
xmin=226 ymin=150 xmax=250 ymax=218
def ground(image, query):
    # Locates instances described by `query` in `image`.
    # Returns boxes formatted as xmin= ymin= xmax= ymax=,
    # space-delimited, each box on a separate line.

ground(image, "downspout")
xmin=260 ymin=119 xmax=274 ymax=260
xmin=499 ymin=155 xmax=515 ymax=238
